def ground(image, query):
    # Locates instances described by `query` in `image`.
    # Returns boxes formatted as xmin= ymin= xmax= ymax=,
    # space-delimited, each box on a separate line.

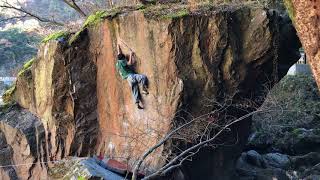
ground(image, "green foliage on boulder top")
xmin=18 ymin=58 xmax=34 ymax=77
xmin=69 ymin=10 xmax=111 ymax=45
xmin=136 ymin=4 xmax=146 ymax=10
xmin=83 ymin=11 xmax=109 ymax=28
xmin=162 ymin=8 xmax=189 ymax=19
xmin=140 ymin=4 xmax=189 ymax=19
xmin=77 ymin=176 xmax=86 ymax=180
xmin=2 ymin=84 xmax=16 ymax=104
xmin=42 ymin=31 xmax=69 ymax=43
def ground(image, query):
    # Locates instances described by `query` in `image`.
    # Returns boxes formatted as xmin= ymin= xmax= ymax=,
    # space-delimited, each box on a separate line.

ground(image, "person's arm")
xmin=128 ymin=51 xmax=135 ymax=65
xmin=117 ymin=44 xmax=122 ymax=55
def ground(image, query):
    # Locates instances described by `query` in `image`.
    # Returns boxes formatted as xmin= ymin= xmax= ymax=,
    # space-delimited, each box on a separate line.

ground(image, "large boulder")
xmin=94 ymin=6 xmax=299 ymax=177
xmin=236 ymin=151 xmax=290 ymax=180
xmin=263 ymin=153 xmax=290 ymax=169
xmin=0 ymin=105 xmax=47 ymax=180
xmin=236 ymin=150 xmax=320 ymax=179
xmin=14 ymin=37 xmax=98 ymax=159
xmin=2 ymin=3 xmax=300 ymax=179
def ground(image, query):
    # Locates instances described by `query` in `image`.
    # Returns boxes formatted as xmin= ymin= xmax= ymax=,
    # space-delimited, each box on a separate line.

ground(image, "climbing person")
xmin=116 ymin=44 xmax=149 ymax=109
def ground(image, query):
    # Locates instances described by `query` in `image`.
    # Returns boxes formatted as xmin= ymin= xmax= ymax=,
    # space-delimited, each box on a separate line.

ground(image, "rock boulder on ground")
xmin=0 ymin=105 xmax=47 ymax=180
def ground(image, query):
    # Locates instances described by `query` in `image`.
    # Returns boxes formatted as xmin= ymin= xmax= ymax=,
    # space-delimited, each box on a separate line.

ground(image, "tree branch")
xmin=0 ymin=1 xmax=64 ymax=26
xmin=0 ymin=15 xmax=27 ymax=22
xmin=131 ymin=111 xmax=217 ymax=180
xmin=143 ymin=110 xmax=263 ymax=180
xmin=62 ymin=0 xmax=87 ymax=17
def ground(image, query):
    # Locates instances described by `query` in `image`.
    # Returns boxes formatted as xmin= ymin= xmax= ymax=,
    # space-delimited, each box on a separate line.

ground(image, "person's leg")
xmin=137 ymin=74 xmax=148 ymax=87
xmin=131 ymin=83 xmax=140 ymax=103
xmin=134 ymin=74 xmax=149 ymax=95
xmin=127 ymin=75 xmax=142 ymax=109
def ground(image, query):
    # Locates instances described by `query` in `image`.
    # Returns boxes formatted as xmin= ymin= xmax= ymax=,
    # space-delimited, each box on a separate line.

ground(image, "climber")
xmin=116 ymin=44 xmax=149 ymax=109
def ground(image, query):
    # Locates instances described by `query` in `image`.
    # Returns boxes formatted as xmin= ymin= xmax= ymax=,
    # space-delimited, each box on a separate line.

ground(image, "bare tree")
xmin=0 ymin=0 xmax=93 ymax=27
xmin=0 ymin=0 xmax=64 ymax=26
xmin=126 ymin=95 xmax=266 ymax=180
xmin=127 ymin=79 xmax=309 ymax=180
xmin=138 ymin=110 xmax=260 ymax=180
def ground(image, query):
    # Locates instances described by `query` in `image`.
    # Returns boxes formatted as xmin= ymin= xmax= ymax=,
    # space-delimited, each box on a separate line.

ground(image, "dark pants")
xmin=127 ymin=74 xmax=148 ymax=103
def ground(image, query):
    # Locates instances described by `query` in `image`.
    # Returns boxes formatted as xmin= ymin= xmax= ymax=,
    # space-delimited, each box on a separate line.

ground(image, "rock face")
xmin=0 ymin=4 xmax=300 ymax=180
xmin=14 ymin=39 xmax=98 ymax=160
xmin=284 ymin=0 xmax=320 ymax=89
xmin=0 ymin=105 xmax=47 ymax=180
xmin=95 ymin=7 xmax=300 ymax=179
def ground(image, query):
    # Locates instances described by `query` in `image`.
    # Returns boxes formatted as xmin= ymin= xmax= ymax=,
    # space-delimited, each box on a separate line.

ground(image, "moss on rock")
xmin=283 ymin=0 xmax=295 ymax=22
xmin=162 ymin=8 xmax=189 ymax=19
xmin=18 ymin=58 xmax=34 ymax=77
xmin=68 ymin=4 xmax=193 ymax=45
xmin=136 ymin=3 xmax=146 ymax=10
xmin=69 ymin=10 xmax=119 ymax=45
xmin=142 ymin=4 xmax=190 ymax=19
xmin=82 ymin=11 xmax=109 ymax=28
xmin=3 ymin=84 xmax=16 ymax=104
xmin=42 ymin=31 xmax=69 ymax=43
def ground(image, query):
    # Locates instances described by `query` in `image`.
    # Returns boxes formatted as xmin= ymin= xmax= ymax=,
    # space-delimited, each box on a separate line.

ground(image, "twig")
xmin=143 ymin=110 xmax=262 ymax=179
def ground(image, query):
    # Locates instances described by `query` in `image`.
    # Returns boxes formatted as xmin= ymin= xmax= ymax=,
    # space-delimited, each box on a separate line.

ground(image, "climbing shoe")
xmin=136 ymin=102 xmax=144 ymax=109
xmin=141 ymin=86 xmax=149 ymax=95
